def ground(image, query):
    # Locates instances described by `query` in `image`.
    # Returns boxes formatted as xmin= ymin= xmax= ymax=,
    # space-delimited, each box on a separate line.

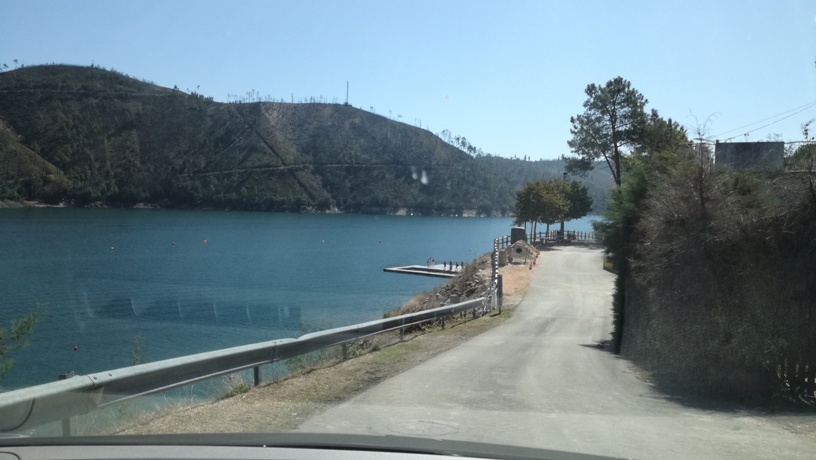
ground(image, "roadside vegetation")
xmin=565 ymin=76 xmax=816 ymax=402
xmin=0 ymin=309 xmax=44 ymax=381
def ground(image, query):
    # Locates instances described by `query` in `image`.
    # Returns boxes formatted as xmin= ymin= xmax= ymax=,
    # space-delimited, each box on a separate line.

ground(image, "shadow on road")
xmin=577 ymin=339 xmax=816 ymax=414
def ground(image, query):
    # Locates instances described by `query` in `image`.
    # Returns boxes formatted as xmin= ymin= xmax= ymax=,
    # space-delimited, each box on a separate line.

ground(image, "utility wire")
xmin=713 ymin=100 xmax=816 ymax=140
xmin=722 ymin=102 xmax=816 ymax=141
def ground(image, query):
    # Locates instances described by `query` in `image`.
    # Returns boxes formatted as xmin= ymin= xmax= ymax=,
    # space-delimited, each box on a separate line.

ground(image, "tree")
xmin=0 ymin=309 xmax=44 ymax=379
xmin=512 ymin=181 xmax=540 ymax=230
xmin=513 ymin=181 xmax=565 ymax=234
xmin=786 ymin=142 xmax=816 ymax=171
xmin=635 ymin=111 xmax=688 ymax=158
xmin=565 ymin=77 xmax=648 ymax=186
xmin=513 ymin=180 xmax=586 ymax=235
xmin=554 ymin=179 xmax=593 ymax=221
xmin=535 ymin=181 xmax=569 ymax=234
xmin=545 ymin=179 xmax=593 ymax=237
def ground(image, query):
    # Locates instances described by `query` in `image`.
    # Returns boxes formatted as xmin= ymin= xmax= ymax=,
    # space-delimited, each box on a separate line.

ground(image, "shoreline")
xmin=0 ymin=199 xmax=510 ymax=217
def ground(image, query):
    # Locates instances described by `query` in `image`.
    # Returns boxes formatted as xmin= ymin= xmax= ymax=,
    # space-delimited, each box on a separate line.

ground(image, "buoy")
xmin=171 ymin=242 xmax=175 ymax=246
xmin=73 ymin=345 xmax=78 ymax=351
xmin=203 ymin=239 xmax=207 ymax=245
xmin=378 ymin=240 xmax=381 ymax=244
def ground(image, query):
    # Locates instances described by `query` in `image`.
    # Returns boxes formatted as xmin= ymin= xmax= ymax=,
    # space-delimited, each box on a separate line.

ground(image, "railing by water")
xmin=493 ymin=230 xmax=596 ymax=252
xmin=0 ymin=298 xmax=486 ymax=436
xmin=531 ymin=230 xmax=596 ymax=244
xmin=0 ymin=228 xmax=596 ymax=436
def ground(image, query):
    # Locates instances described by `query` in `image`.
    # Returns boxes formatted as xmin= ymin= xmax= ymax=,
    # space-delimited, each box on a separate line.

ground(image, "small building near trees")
xmin=714 ymin=141 xmax=784 ymax=171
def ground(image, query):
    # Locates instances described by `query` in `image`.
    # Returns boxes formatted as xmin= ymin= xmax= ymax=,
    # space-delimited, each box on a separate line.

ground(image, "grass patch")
xmin=222 ymin=375 xmax=251 ymax=399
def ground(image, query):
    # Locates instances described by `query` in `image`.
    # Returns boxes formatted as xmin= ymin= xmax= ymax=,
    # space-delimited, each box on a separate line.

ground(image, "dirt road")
xmin=298 ymin=246 xmax=816 ymax=459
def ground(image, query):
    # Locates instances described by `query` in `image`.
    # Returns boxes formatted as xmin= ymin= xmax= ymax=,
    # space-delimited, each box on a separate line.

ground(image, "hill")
xmin=0 ymin=65 xmax=610 ymax=214
xmin=0 ymin=119 xmax=68 ymax=202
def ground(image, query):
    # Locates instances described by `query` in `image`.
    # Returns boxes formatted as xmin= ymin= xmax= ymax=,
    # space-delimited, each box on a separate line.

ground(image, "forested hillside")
xmin=0 ymin=65 xmax=611 ymax=214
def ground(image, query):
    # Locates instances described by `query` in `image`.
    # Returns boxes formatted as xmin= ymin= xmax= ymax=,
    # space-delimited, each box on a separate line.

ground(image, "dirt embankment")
xmin=112 ymin=255 xmax=536 ymax=436
xmin=386 ymin=246 xmax=537 ymax=317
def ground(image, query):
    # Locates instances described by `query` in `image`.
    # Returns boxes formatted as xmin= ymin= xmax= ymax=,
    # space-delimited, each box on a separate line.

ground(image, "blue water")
xmin=0 ymin=209 xmax=597 ymax=390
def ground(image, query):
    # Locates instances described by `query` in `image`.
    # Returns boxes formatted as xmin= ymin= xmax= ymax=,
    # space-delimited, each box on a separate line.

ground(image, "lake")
xmin=0 ymin=208 xmax=597 ymax=390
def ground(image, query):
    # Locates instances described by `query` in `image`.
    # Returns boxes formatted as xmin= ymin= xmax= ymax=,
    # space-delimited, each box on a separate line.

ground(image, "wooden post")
xmin=253 ymin=366 xmax=261 ymax=387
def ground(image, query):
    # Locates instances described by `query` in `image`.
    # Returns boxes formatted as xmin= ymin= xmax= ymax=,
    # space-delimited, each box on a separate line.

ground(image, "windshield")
xmin=1 ymin=1 xmax=815 ymax=459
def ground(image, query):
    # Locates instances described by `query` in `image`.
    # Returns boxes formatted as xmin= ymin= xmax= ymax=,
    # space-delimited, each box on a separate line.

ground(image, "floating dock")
xmin=383 ymin=265 xmax=461 ymax=278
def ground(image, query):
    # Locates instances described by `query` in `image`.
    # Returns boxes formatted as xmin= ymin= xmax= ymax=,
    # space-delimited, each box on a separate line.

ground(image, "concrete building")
xmin=714 ymin=141 xmax=784 ymax=171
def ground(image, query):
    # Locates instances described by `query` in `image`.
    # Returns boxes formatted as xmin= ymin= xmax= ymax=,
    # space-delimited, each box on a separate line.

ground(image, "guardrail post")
xmin=61 ymin=416 xmax=74 ymax=437
xmin=58 ymin=371 xmax=75 ymax=436
xmin=490 ymin=288 xmax=498 ymax=312
xmin=253 ymin=366 xmax=261 ymax=387
xmin=497 ymin=274 xmax=503 ymax=312
xmin=342 ymin=342 xmax=348 ymax=360
xmin=441 ymin=315 xmax=446 ymax=330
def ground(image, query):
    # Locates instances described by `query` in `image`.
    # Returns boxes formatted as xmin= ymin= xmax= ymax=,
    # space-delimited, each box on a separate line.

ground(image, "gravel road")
xmin=298 ymin=246 xmax=816 ymax=459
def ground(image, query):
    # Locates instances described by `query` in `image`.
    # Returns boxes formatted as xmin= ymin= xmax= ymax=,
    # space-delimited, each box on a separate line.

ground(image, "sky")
xmin=1 ymin=0 xmax=815 ymax=161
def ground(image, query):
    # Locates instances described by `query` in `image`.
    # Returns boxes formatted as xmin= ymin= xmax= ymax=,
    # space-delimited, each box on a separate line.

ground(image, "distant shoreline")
xmin=0 ymin=199 xmax=510 ymax=217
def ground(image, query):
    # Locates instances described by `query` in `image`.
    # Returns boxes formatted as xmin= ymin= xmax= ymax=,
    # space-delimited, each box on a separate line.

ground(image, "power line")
xmin=713 ymin=100 xmax=816 ymax=140
xmin=691 ymin=139 xmax=815 ymax=146
xmin=722 ymin=103 xmax=816 ymax=142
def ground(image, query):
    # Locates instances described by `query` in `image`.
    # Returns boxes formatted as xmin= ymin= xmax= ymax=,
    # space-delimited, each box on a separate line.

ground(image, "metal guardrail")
xmin=490 ymin=236 xmax=507 ymax=313
xmin=531 ymin=230 xmax=596 ymax=243
xmin=0 ymin=298 xmax=486 ymax=434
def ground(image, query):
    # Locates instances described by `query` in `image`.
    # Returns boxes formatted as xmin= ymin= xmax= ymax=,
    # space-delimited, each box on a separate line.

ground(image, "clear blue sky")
xmin=1 ymin=0 xmax=815 ymax=160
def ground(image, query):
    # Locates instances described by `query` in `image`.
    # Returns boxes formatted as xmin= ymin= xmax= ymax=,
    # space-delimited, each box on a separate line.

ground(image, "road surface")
xmin=298 ymin=246 xmax=815 ymax=459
